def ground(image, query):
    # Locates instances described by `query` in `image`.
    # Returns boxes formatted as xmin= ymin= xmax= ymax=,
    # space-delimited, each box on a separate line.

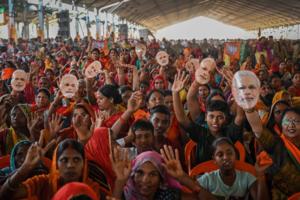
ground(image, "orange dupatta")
xmin=280 ymin=134 xmax=300 ymax=170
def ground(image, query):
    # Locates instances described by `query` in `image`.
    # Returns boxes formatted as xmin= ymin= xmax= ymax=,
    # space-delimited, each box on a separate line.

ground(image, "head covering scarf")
xmin=124 ymin=151 xmax=181 ymax=200
xmin=0 ymin=140 xmax=31 ymax=175
xmin=50 ymin=142 xmax=88 ymax=194
xmin=151 ymin=75 xmax=167 ymax=90
xmin=52 ymin=182 xmax=98 ymax=200
xmin=266 ymin=100 xmax=290 ymax=135
xmin=272 ymin=90 xmax=290 ymax=105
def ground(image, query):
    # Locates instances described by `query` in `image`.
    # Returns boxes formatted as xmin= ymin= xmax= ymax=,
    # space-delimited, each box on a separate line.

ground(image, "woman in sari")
xmin=265 ymin=100 xmax=290 ymax=136
xmin=245 ymin=106 xmax=300 ymax=199
xmin=0 ymin=139 xmax=108 ymax=200
xmin=95 ymin=84 xmax=124 ymax=129
xmin=0 ymin=140 xmax=48 ymax=185
xmin=0 ymin=104 xmax=31 ymax=156
xmin=110 ymin=149 xmax=213 ymax=200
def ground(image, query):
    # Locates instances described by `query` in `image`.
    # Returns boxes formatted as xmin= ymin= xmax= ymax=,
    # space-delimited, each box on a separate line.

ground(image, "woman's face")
xmin=154 ymin=79 xmax=164 ymax=90
xmin=95 ymin=91 xmax=113 ymax=110
xmin=273 ymin=103 xmax=289 ymax=124
xmin=14 ymin=144 xmax=30 ymax=169
xmin=36 ymin=92 xmax=50 ymax=108
xmin=281 ymin=111 xmax=300 ymax=139
xmin=198 ymin=85 xmax=209 ymax=101
xmin=31 ymin=75 xmax=38 ymax=88
xmin=10 ymin=107 xmax=27 ymax=128
xmin=260 ymin=84 xmax=272 ymax=97
xmin=147 ymin=91 xmax=164 ymax=109
xmin=133 ymin=161 xmax=161 ymax=198
xmin=91 ymin=51 xmax=100 ymax=60
xmin=58 ymin=147 xmax=84 ymax=183
xmin=213 ymin=142 xmax=236 ymax=171
xmin=72 ymin=107 xmax=91 ymax=128
xmin=164 ymin=95 xmax=173 ymax=113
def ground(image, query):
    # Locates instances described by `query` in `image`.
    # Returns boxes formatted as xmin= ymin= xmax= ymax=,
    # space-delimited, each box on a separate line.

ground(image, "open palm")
xmin=172 ymin=71 xmax=189 ymax=93
xmin=160 ymin=145 xmax=184 ymax=179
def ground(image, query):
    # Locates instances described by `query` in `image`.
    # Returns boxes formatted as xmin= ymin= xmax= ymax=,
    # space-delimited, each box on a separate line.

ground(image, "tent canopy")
xmin=62 ymin=0 xmax=300 ymax=31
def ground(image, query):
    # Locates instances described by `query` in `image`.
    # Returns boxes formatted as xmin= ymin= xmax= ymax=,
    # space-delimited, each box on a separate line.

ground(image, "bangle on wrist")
xmin=244 ymin=108 xmax=255 ymax=113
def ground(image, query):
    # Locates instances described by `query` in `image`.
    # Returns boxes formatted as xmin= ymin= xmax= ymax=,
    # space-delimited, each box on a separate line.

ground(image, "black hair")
xmin=131 ymin=119 xmax=154 ymax=135
xmin=56 ymin=139 xmax=85 ymax=162
xmin=150 ymin=105 xmax=170 ymax=117
xmin=199 ymin=84 xmax=210 ymax=91
xmin=281 ymin=107 xmax=300 ymax=124
xmin=163 ymin=90 xmax=172 ymax=97
xmin=70 ymin=195 xmax=93 ymax=200
xmin=140 ymin=80 xmax=150 ymax=87
xmin=145 ymin=89 xmax=164 ymax=103
xmin=37 ymin=88 xmax=51 ymax=99
xmin=270 ymin=74 xmax=281 ymax=81
xmin=119 ymin=85 xmax=132 ymax=95
xmin=212 ymin=137 xmax=238 ymax=159
xmin=91 ymin=48 xmax=100 ymax=54
xmin=99 ymin=84 xmax=122 ymax=104
xmin=292 ymin=71 xmax=300 ymax=79
xmin=266 ymin=100 xmax=290 ymax=133
xmin=206 ymin=100 xmax=229 ymax=117
xmin=206 ymin=90 xmax=225 ymax=103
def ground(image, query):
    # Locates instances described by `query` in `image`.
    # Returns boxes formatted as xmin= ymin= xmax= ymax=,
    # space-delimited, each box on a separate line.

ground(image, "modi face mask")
xmin=135 ymin=43 xmax=146 ymax=58
xmin=195 ymin=57 xmax=216 ymax=84
xmin=232 ymin=71 xmax=261 ymax=110
xmin=11 ymin=70 xmax=28 ymax=91
xmin=155 ymin=51 xmax=169 ymax=66
xmin=85 ymin=61 xmax=102 ymax=78
xmin=59 ymin=74 xmax=79 ymax=99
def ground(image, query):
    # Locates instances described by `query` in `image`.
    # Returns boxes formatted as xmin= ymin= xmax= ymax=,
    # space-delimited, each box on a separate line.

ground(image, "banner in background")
xmin=223 ymin=42 xmax=241 ymax=66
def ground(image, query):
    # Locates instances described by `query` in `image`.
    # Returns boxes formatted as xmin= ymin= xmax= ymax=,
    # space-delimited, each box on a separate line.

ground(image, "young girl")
xmin=197 ymin=137 xmax=270 ymax=199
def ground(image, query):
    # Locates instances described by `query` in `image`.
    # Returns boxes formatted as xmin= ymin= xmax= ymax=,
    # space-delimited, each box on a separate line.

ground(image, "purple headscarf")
xmin=124 ymin=151 xmax=181 ymax=200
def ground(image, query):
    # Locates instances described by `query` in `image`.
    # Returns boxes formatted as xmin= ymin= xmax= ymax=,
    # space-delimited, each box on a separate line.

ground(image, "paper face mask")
xmin=232 ymin=71 xmax=261 ymax=110
xmin=60 ymin=74 xmax=79 ymax=99
xmin=85 ymin=61 xmax=102 ymax=78
xmin=135 ymin=43 xmax=146 ymax=58
xmin=11 ymin=70 xmax=28 ymax=91
xmin=195 ymin=58 xmax=216 ymax=84
xmin=155 ymin=51 xmax=169 ymax=66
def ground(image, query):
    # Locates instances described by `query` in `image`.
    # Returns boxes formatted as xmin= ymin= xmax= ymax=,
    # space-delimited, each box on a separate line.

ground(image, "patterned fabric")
xmin=258 ymin=128 xmax=300 ymax=198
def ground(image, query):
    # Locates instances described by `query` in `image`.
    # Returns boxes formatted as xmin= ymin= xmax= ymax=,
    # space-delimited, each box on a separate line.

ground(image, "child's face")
xmin=133 ymin=129 xmax=154 ymax=153
xmin=214 ymin=142 xmax=236 ymax=171
xmin=206 ymin=111 xmax=226 ymax=133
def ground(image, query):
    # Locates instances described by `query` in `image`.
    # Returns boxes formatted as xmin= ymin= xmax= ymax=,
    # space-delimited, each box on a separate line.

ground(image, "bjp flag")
xmin=223 ymin=42 xmax=241 ymax=66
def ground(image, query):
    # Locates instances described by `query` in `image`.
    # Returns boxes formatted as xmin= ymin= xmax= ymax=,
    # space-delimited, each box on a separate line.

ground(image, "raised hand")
xmin=216 ymin=67 xmax=233 ymax=86
xmin=27 ymin=112 xmax=43 ymax=140
xmin=22 ymin=142 xmax=42 ymax=171
xmin=110 ymin=146 xmax=132 ymax=182
xmin=160 ymin=145 xmax=184 ymax=179
xmin=48 ymin=114 xmax=63 ymax=140
xmin=171 ymin=70 xmax=190 ymax=93
xmin=127 ymin=91 xmax=143 ymax=113
xmin=94 ymin=110 xmax=109 ymax=128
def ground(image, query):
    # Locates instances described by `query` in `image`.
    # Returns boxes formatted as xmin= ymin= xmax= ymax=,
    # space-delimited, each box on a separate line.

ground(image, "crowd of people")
xmin=0 ymin=34 xmax=299 ymax=200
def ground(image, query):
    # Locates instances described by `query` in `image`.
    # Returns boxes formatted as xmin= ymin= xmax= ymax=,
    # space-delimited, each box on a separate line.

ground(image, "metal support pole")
xmin=38 ymin=0 xmax=44 ymax=40
xmin=96 ymin=9 xmax=100 ymax=40
xmin=8 ymin=0 xmax=15 ymax=41
xmin=75 ymin=6 xmax=79 ymax=38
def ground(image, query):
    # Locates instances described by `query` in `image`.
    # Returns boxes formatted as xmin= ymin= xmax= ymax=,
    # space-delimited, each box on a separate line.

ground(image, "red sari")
xmin=85 ymin=128 xmax=115 ymax=189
